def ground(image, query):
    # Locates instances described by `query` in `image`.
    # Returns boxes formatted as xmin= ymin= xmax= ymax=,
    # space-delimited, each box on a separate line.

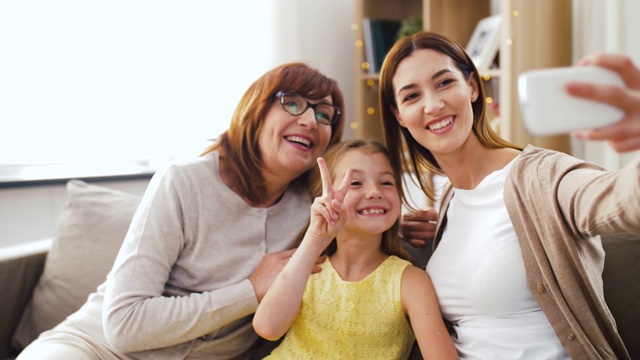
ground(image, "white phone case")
xmin=517 ymin=66 xmax=624 ymax=136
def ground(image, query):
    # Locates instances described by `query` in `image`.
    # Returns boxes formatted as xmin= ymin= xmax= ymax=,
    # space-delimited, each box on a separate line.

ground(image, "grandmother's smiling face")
xmin=258 ymin=94 xmax=333 ymax=179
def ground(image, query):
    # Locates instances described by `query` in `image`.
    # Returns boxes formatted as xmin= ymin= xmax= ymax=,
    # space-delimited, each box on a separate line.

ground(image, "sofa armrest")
xmin=0 ymin=238 xmax=51 ymax=359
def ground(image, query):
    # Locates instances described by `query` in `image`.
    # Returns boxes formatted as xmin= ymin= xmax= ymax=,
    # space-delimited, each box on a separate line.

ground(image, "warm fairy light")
xmin=366 ymin=79 xmax=376 ymax=87
xmin=486 ymin=97 xmax=494 ymax=104
xmin=350 ymin=122 xmax=359 ymax=130
xmin=483 ymin=74 xmax=491 ymax=81
xmin=362 ymin=62 xmax=370 ymax=70
xmin=355 ymin=40 xmax=363 ymax=47
xmin=509 ymin=9 xmax=519 ymax=48
xmin=351 ymin=23 xmax=359 ymax=30
xmin=367 ymin=107 xmax=376 ymax=115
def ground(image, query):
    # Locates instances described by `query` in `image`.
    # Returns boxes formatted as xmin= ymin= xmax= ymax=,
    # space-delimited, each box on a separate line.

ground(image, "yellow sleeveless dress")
xmin=264 ymin=255 xmax=415 ymax=359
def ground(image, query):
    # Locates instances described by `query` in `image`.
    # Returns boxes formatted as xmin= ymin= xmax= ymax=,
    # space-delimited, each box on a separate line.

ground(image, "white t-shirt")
xmin=427 ymin=158 xmax=569 ymax=359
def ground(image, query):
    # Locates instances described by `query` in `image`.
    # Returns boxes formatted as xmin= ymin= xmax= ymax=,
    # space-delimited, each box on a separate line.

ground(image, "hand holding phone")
xmin=518 ymin=66 xmax=625 ymax=137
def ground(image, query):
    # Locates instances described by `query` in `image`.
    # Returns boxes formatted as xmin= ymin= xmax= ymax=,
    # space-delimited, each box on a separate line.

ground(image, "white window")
xmin=0 ymin=1 xmax=275 ymax=170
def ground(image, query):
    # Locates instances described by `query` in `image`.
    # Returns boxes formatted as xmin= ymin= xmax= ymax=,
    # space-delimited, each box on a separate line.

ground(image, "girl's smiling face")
xmin=332 ymin=149 xmax=400 ymax=237
xmin=391 ymin=49 xmax=479 ymax=157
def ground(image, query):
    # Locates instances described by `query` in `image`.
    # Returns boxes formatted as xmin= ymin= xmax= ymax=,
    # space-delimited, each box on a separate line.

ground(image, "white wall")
xmin=0 ymin=0 xmax=356 ymax=247
xmin=0 ymin=0 xmax=356 ymax=166
xmin=0 ymin=1 xmax=276 ymax=166
xmin=6 ymin=0 xmax=638 ymax=247
xmin=271 ymin=0 xmax=356 ymax=139
xmin=0 ymin=179 xmax=150 ymax=247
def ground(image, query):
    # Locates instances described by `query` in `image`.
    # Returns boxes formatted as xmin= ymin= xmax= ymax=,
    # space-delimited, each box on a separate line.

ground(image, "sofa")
xmin=1 ymin=180 xmax=638 ymax=359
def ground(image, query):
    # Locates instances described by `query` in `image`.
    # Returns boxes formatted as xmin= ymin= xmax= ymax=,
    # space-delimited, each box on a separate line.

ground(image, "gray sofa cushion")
xmin=602 ymin=234 xmax=640 ymax=359
xmin=11 ymin=180 xmax=141 ymax=351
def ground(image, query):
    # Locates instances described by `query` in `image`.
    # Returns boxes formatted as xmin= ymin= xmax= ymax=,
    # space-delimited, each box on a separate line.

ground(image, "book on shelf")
xmin=362 ymin=18 xmax=401 ymax=74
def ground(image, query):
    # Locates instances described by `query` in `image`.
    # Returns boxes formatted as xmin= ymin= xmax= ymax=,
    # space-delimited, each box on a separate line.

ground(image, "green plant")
xmin=396 ymin=15 xmax=423 ymax=40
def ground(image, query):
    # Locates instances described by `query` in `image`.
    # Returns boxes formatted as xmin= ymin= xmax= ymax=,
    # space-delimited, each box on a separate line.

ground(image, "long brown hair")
xmin=306 ymin=139 xmax=410 ymax=261
xmin=202 ymin=62 xmax=345 ymax=205
xmin=379 ymin=31 xmax=521 ymax=203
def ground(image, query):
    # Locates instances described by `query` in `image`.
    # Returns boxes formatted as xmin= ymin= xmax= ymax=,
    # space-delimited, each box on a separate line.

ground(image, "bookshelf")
xmin=499 ymin=0 xmax=572 ymax=153
xmin=352 ymin=0 xmax=422 ymax=141
xmin=352 ymin=0 xmax=573 ymax=154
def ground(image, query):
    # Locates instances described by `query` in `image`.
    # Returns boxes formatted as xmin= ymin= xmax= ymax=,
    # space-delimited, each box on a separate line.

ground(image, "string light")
xmin=509 ymin=8 xmax=518 ymax=47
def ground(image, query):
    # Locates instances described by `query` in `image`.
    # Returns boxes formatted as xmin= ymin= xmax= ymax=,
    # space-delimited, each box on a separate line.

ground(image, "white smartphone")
xmin=517 ymin=66 xmax=625 ymax=137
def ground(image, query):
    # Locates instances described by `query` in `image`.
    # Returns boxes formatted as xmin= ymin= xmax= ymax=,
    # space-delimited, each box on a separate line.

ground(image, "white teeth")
xmin=286 ymin=135 xmax=311 ymax=148
xmin=428 ymin=117 xmax=453 ymax=130
xmin=360 ymin=208 xmax=385 ymax=215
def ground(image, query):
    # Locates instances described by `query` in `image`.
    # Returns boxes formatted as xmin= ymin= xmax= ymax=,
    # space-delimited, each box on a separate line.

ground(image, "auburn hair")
xmin=202 ymin=62 xmax=345 ymax=205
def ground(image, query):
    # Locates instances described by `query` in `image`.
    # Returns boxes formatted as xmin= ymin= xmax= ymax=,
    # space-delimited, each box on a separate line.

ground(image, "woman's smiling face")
xmin=258 ymin=95 xmax=333 ymax=179
xmin=391 ymin=49 xmax=479 ymax=156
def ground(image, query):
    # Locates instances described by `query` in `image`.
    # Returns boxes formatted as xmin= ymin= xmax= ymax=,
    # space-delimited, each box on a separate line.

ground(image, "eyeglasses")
xmin=276 ymin=91 xmax=341 ymax=126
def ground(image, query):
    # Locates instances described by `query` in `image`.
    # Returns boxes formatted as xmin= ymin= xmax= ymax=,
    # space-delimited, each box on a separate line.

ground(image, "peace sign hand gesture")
xmin=306 ymin=157 xmax=352 ymax=247
xmin=253 ymin=158 xmax=353 ymax=340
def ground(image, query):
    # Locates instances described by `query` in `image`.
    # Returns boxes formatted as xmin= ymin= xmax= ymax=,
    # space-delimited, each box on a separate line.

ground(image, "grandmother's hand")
xmin=399 ymin=209 xmax=438 ymax=248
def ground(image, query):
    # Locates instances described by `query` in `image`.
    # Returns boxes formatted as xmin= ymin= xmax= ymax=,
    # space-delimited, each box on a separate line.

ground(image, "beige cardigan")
xmin=39 ymin=152 xmax=311 ymax=359
xmin=434 ymin=145 xmax=639 ymax=360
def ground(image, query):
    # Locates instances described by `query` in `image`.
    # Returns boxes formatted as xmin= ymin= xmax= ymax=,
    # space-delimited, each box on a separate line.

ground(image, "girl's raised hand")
xmin=307 ymin=157 xmax=352 ymax=242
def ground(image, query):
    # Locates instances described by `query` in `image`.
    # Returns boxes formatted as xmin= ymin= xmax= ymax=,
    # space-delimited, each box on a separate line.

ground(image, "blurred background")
xmin=0 ymin=0 xmax=638 ymax=246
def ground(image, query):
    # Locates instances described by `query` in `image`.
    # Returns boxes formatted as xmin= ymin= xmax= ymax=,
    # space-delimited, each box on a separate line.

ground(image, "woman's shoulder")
xmin=142 ymin=152 xmax=221 ymax=202
xmin=512 ymin=145 xmax=603 ymax=173
xmin=169 ymin=152 xmax=218 ymax=173
xmin=514 ymin=145 xmax=605 ymax=174
xmin=153 ymin=152 xmax=218 ymax=183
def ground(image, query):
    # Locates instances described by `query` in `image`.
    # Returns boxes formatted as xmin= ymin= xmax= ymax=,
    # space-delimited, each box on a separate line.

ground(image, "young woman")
xmin=18 ymin=62 xmax=345 ymax=359
xmin=378 ymin=31 xmax=640 ymax=359
xmin=253 ymin=139 xmax=458 ymax=360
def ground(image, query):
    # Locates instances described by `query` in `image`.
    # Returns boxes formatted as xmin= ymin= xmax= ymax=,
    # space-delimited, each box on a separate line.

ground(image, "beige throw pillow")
xmin=12 ymin=179 xmax=142 ymax=350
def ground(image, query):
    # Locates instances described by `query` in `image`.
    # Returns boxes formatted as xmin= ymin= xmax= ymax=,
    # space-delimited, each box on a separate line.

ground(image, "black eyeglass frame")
xmin=275 ymin=91 xmax=342 ymax=126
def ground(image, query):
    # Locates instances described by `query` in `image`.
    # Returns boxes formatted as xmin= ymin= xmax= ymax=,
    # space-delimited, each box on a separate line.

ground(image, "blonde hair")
xmin=305 ymin=139 xmax=410 ymax=261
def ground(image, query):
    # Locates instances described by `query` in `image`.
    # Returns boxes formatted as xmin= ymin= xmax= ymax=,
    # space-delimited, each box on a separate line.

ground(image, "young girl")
xmin=253 ymin=139 xmax=458 ymax=359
